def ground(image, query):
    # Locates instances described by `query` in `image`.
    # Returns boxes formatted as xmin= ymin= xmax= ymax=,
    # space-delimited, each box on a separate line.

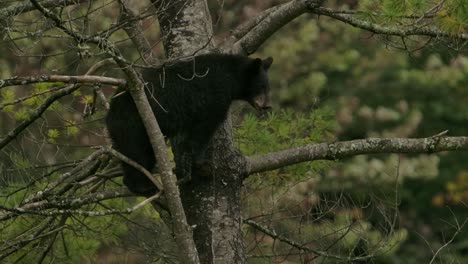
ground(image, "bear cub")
xmin=106 ymin=54 xmax=273 ymax=195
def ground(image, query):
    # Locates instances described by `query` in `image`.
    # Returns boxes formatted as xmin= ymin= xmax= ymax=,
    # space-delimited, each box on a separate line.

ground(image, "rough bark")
xmin=151 ymin=0 xmax=246 ymax=262
xmin=126 ymin=79 xmax=200 ymax=264
xmin=247 ymin=136 xmax=468 ymax=174
xmin=152 ymin=0 xmax=217 ymax=57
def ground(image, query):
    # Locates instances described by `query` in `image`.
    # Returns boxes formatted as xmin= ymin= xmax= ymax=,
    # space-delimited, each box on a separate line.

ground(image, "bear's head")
xmin=244 ymin=57 xmax=273 ymax=111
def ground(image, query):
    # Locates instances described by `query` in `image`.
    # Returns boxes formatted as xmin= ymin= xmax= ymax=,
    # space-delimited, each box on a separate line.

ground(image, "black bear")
xmin=106 ymin=54 xmax=273 ymax=195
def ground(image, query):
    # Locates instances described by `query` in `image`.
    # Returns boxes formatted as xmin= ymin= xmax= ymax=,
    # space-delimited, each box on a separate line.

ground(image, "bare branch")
xmin=230 ymin=0 xmax=322 ymax=55
xmin=0 ymin=188 xmax=133 ymax=221
xmin=0 ymin=74 xmax=125 ymax=89
xmin=19 ymin=149 xmax=107 ymax=206
xmin=429 ymin=215 xmax=468 ymax=264
xmin=0 ymin=218 xmax=63 ymax=261
xmin=0 ymin=192 xmax=161 ymax=217
xmin=29 ymin=0 xmax=82 ymax=41
xmin=0 ymin=83 xmax=79 ymax=150
xmin=247 ymin=136 xmax=468 ymax=174
xmin=106 ymin=147 xmax=164 ymax=191
xmin=0 ymin=59 xmax=120 ymax=150
xmin=118 ymin=0 xmax=157 ymax=64
xmin=244 ymin=219 xmax=373 ymax=261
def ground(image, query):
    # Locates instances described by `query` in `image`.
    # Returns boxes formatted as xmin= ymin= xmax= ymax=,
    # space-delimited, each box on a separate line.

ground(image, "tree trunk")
xmin=152 ymin=0 xmax=247 ymax=262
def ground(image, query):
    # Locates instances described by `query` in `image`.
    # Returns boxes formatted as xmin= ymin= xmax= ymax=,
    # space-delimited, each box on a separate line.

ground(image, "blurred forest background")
xmin=1 ymin=0 xmax=468 ymax=263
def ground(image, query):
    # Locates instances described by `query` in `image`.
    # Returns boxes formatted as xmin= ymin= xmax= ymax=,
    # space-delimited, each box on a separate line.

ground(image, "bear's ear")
xmin=262 ymin=57 xmax=273 ymax=70
xmin=250 ymin=57 xmax=273 ymax=73
xmin=251 ymin=58 xmax=263 ymax=72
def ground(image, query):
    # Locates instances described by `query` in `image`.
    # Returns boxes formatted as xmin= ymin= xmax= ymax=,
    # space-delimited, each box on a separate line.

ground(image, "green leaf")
xmin=47 ymin=129 xmax=60 ymax=140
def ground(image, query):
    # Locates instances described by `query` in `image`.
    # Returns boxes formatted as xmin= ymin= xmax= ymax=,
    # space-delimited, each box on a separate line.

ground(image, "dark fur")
xmin=106 ymin=54 xmax=273 ymax=195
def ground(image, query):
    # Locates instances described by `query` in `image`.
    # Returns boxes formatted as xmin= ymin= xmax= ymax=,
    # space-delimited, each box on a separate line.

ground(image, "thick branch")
xmin=229 ymin=1 xmax=468 ymax=55
xmin=313 ymin=7 xmax=468 ymax=41
xmin=247 ymin=136 xmax=468 ymax=174
xmin=230 ymin=0 xmax=321 ymax=55
xmin=0 ymin=0 xmax=85 ymax=18
xmin=0 ymin=74 xmax=125 ymax=89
